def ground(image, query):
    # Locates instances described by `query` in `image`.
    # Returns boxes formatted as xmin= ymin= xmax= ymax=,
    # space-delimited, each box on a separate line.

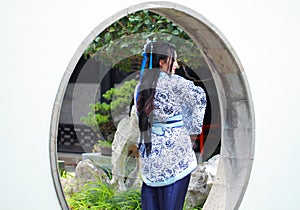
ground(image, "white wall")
xmin=1 ymin=0 xmax=299 ymax=209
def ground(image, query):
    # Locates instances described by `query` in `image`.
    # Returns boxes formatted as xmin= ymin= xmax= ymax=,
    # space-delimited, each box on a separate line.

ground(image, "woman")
xmin=136 ymin=41 xmax=206 ymax=210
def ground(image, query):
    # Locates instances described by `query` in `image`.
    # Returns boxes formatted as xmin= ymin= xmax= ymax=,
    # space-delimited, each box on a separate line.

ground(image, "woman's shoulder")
xmin=171 ymin=74 xmax=205 ymax=94
xmin=170 ymin=74 xmax=195 ymax=88
xmin=170 ymin=74 xmax=188 ymax=83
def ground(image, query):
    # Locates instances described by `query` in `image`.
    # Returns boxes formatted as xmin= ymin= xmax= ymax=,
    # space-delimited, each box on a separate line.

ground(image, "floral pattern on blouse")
xmin=138 ymin=72 xmax=207 ymax=186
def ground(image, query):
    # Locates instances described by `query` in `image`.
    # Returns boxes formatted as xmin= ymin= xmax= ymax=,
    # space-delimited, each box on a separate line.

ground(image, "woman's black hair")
xmin=137 ymin=41 xmax=176 ymax=157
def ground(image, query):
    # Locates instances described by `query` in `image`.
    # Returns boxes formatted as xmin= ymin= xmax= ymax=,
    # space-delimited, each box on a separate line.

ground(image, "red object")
xmin=198 ymin=124 xmax=220 ymax=154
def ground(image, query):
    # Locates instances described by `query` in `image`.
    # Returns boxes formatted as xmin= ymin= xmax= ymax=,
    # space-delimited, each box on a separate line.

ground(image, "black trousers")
xmin=141 ymin=174 xmax=191 ymax=210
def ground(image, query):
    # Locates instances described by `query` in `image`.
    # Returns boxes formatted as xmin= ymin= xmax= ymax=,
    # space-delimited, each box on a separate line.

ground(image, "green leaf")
xmin=109 ymin=27 xmax=115 ymax=32
xmin=128 ymin=16 xmax=135 ymax=22
xmin=144 ymin=19 xmax=151 ymax=25
xmin=95 ymin=37 xmax=100 ymax=42
xmin=83 ymin=10 xmax=202 ymax=72
xmin=172 ymin=29 xmax=180 ymax=35
xmin=167 ymin=23 xmax=173 ymax=32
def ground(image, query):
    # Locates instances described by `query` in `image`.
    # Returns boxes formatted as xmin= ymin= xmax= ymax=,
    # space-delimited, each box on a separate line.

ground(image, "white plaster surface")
xmin=1 ymin=0 xmax=300 ymax=209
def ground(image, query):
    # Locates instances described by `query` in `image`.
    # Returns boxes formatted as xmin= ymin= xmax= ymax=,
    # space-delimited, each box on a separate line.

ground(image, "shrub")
xmin=80 ymin=79 xmax=138 ymax=141
xmin=66 ymin=178 xmax=141 ymax=210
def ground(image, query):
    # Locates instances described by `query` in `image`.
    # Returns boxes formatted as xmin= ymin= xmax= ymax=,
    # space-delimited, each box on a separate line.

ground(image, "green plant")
xmin=60 ymin=171 xmax=74 ymax=179
xmin=97 ymin=140 xmax=113 ymax=148
xmin=81 ymin=79 xmax=138 ymax=141
xmin=183 ymin=203 xmax=203 ymax=210
xmin=65 ymin=177 xmax=203 ymax=210
xmin=65 ymin=174 xmax=204 ymax=210
xmin=84 ymin=10 xmax=190 ymax=57
xmin=84 ymin=10 xmax=202 ymax=72
xmin=66 ymin=178 xmax=141 ymax=210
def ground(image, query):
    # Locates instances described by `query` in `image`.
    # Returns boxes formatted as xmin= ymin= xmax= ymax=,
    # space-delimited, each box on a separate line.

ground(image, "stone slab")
xmin=221 ymin=128 xmax=255 ymax=159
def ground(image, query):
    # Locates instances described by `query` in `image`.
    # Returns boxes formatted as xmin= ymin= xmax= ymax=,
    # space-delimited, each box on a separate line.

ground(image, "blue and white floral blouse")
xmin=137 ymin=71 xmax=207 ymax=187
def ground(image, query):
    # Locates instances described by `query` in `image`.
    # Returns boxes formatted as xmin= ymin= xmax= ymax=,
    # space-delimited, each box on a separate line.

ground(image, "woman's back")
xmin=139 ymin=71 xmax=206 ymax=186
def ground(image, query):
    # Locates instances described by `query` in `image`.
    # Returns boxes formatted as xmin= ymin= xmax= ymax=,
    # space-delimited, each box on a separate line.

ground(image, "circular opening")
xmin=50 ymin=2 xmax=255 ymax=209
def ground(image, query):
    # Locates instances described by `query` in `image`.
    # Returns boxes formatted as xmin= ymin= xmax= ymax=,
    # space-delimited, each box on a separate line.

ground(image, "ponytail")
xmin=137 ymin=41 xmax=176 ymax=157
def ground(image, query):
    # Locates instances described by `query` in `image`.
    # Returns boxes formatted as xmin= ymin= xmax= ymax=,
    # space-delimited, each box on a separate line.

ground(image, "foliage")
xmin=65 ymin=177 xmax=202 ymax=210
xmin=97 ymin=139 xmax=113 ymax=148
xmin=80 ymin=79 xmax=138 ymax=140
xmin=84 ymin=10 xmax=202 ymax=72
xmin=184 ymin=203 xmax=203 ymax=210
xmin=80 ymin=101 xmax=115 ymax=140
xmin=103 ymin=79 xmax=138 ymax=115
xmin=66 ymin=178 xmax=141 ymax=210
xmin=60 ymin=170 xmax=74 ymax=179
xmin=84 ymin=10 xmax=190 ymax=57
xmin=62 ymin=163 xmax=203 ymax=209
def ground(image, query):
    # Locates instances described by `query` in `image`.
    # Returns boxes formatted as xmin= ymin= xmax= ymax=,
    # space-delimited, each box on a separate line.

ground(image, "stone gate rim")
xmin=49 ymin=1 xmax=255 ymax=210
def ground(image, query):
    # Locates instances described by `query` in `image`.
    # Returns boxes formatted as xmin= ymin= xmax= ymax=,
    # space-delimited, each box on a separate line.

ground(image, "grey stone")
xmin=203 ymin=183 xmax=244 ymax=210
xmin=186 ymin=155 xmax=220 ymax=208
xmin=224 ymin=99 xmax=254 ymax=129
xmin=110 ymin=105 xmax=142 ymax=191
xmin=82 ymin=153 xmax=112 ymax=167
xmin=213 ymin=157 xmax=253 ymax=187
xmin=221 ymin=128 xmax=255 ymax=159
xmin=75 ymin=159 xmax=109 ymax=184
xmin=220 ymin=73 xmax=248 ymax=100
xmin=205 ymin=49 xmax=239 ymax=74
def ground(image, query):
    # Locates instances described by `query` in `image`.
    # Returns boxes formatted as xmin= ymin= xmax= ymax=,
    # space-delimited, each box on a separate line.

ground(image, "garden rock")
xmin=75 ymin=159 xmax=109 ymax=185
xmin=60 ymin=175 xmax=76 ymax=195
xmin=186 ymin=154 xmax=220 ymax=207
xmin=111 ymin=105 xmax=142 ymax=191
